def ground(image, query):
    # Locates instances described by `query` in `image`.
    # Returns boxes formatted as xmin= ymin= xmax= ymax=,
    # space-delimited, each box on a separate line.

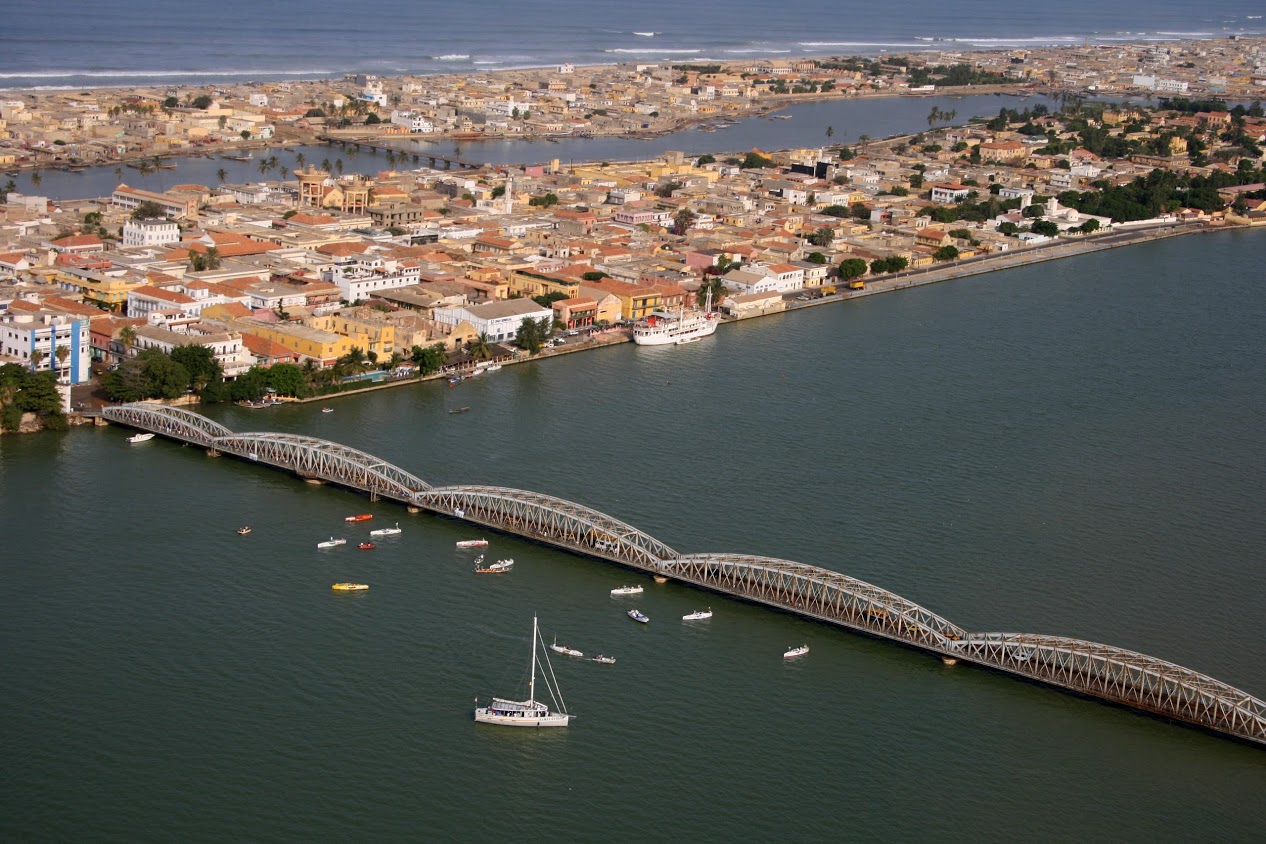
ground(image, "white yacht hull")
xmin=632 ymin=312 xmax=719 ymax=346
xmin=474 ymin=707 xmax=571 ymax=727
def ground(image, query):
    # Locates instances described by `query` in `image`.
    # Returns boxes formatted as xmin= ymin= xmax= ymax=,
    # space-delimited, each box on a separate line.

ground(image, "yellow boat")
xmin=331 ymin=582 xmax=369 ymax=592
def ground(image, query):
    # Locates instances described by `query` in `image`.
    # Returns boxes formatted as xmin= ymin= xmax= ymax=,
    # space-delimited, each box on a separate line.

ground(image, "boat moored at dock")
xmin=632 ymin=308 xmax=719 ymax=346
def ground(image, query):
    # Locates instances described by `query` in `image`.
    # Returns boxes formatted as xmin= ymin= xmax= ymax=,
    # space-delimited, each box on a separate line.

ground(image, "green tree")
xmin=131 ymin=200 xmax=166 ymax=220
xmin=1030 ymin=220 xmax=1060 ymax=237
xmin=933 ymin=245 xmax=960 ymax=261
xmin=532 ymin=291 xmax=569 ymax=308
xmin=410 ymin=343 xmax=448 ymax=375
xmin=467 ymin=332 xmax=494 ymax=361
xmin=805 ymin=252 xmax=828 ymax=265
xmin=528 ymin=193 xmax=560 ymax=207
xmin=696 ymin=154 xmax=715 ymax=166
xmin=673 ymin=207 xmax=697 ymax=234
xmin=139 ymin=349 xmax=190 ymax=399
xmin=265 ymin=363 xmax=309 ymax=397
xmin=654 ymin=181 xmax=682 ymax=198
xmin=191 ymin=95 xmax=213 ymax=109
xmin=169 ymin=344 xmax=223 ymax=392
xmin=696 ymin=277 xmax=727 ymax=309
xmin=741 ymin=152 xmax=773 ymax=169
xmin=580 ymin=271 xmax=610 ymax=282
xmin=837 ymin=258 xmax=868 ymax=280
xmin=15 ymin=370 xmax=62 ymax=415
xmin=806 ymin=227 xmax=834 ymax=247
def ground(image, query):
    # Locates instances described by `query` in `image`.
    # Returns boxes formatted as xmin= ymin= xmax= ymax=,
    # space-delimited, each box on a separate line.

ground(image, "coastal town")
xmin=2 ymin=35 xmax=1265 ymax=431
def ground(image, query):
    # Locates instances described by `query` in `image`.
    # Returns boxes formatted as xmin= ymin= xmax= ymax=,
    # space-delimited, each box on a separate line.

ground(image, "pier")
xmin=101 ymin=402 xmax=1266 ymax=748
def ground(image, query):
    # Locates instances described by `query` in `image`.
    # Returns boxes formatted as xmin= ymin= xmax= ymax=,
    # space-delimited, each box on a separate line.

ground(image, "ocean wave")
xmin=0 ymin=68 xmax=336 ymax=79
xmin=722 ymin=49 xmax=793 ymax=54
xmin=433 ymin=54 xmax=471 ymax=61
xmin=606 ymin=48 xmax=702 ymax=54
xmin=633 ymin=32 xmax=655 ymax=37
xmin=800 ymin=41 xmax=931 ymax=48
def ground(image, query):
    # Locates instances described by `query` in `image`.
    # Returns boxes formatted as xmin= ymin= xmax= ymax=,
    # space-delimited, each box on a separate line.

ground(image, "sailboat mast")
xmin=529 ymin=614 xmax=538 ymax=705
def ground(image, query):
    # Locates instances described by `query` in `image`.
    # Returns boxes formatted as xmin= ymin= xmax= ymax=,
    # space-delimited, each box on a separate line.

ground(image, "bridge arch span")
xmin=418 ymin=485 xmax=677 ymax=567
xmin=954 ymin=633 xmax=1266 ymax=742
xmin=668 ymin=553 xmax=968 ymax=647
xmin=102 ymin=403 xmax=233 ymax=442
xmin=213 ymin=432 xmax=431 ymax=499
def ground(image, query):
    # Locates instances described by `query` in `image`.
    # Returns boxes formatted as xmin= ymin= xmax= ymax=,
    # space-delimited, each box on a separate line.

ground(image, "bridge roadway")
xmin=102 ymin=402 xmax=1266 ymax=748
xmin=316 ymin=135 xmax=483 ymax=169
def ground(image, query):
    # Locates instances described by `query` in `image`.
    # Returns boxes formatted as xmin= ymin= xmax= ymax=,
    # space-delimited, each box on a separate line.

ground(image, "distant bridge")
xmin=101 ymin=402 xmax=1266 ymax=748
xmin=316 ymin=135 xmax=483 ymax=170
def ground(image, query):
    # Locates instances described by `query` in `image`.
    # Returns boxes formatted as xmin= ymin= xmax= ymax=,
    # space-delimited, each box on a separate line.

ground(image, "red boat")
xmin=358 ymin=542 xmax=375 ymax=550
xmin=344 ymin=514 xmax=374 ymax=523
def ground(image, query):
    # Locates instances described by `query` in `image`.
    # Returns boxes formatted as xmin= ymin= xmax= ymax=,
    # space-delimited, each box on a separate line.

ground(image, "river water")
xmin=3 ymin=229 xmax=1265 ymax=840
xmin=10 ymin=93 xmax=1060 ymax=201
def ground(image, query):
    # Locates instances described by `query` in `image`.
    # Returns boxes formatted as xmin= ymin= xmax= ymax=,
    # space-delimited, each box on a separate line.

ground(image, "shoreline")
xmin=56 ymin=218 xmax=1250 ymax=431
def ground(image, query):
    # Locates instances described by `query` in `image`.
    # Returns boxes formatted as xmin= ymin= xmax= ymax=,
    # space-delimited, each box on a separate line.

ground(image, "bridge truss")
xmin=419 ymin=485 xmax=676 ymax=568
xmin=100 ymin=402 xmax=1266 ymax=747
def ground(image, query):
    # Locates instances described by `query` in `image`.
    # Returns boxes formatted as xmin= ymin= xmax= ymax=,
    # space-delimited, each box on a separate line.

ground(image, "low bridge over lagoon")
xmin=316 ymin=135 xmax=483 ymax=170
xmin=102 ymin=402 xmax=1266 ymax=748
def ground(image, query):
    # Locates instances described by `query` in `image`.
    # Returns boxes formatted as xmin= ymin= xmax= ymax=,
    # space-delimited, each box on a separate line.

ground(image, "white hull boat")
xmin=317 ymin=537 xmax=347 ymax=549
xmin=369 ymin=523 xmax=402 ymax=537
xmin=456 ymin=539 xmax=488 ymax=548
xmin=783 ymin=645 xmax=810 ymax=659
xmin=591 ymin=655 xmax=616 ymax=664
xmin=127 ymin=432 xmax=155 ymax=443
xmin=627 ymin=609 xmax=649 ymax=623
xmin=475 ymin=615 xmax=572 ymax=728
xmin=632 ymin=309 xmax=719 ymax=346
xmin=683 ymin=609 xmax=713 ymax=621
xmin=550 ymin=638 xmax=584 ymax=658
xmin=610 ymin=585 xmax=644 ymax=596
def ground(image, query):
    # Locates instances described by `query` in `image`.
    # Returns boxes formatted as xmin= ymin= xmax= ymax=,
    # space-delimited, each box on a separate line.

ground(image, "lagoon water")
xmin=4 ymin=230 xmax=1266 ymax=840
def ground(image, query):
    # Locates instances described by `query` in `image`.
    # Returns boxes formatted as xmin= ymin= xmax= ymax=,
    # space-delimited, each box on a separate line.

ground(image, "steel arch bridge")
xmin=99 ymin=402 xmax=1266 ymax=747
xmin=103 ymin=402 xmax=232 ymax=443
xmin=950 ymin=633 xmax=1266 ymax=743
xmin=667 ymin=553 xmax=968 ymax=647
xmin=418 ymin=484 xmax=677 ymax=568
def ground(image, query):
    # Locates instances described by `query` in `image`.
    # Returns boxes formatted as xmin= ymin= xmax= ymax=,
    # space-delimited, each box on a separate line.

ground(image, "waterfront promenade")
xmin=97 ymin=401 xmax=1266 ymax=748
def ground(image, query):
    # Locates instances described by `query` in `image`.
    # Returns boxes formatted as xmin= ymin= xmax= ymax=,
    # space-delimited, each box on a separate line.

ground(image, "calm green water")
xmin=4 ymin=231 xmax=1266 ymax=841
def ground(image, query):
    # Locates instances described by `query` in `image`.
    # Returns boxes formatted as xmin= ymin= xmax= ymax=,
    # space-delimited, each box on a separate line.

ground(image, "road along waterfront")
xmin=5 ymin=230 xmax=1266 ymax=839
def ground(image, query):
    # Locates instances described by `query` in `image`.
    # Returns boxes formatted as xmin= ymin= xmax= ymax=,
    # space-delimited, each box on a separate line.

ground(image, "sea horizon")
xmin=2 ymin=0 xmax=1265 ymax=91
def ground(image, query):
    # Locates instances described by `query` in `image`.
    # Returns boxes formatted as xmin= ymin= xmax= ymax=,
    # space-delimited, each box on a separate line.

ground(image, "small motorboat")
xmin=369 ymin=523 xmax=402 ymax=537
xmin=331 ymin=582 xmax=369 ymax=592
xmin=456 ymin=539 xmax=488 ymax=548
xmin=627 ymin=609 xmax=649 ymax=624
xmin=127 ymin=432 xmax=155 ymax=443
xmin=591 ymin=655 xmax=617 ymax=664
xmin=322 ymin=407 xmax=334 ymax=413
xmin=344 ymin=514 xmax=374 ymax=523
xmin=358 ymin=542 xmax=375 ymax=550
xmin=473 ymin=554 xmax=485 ymax=566
xmin=449 ymin=406 xmax=471 ymax=414
xmin=317 ymin=537 xmax=347 ymax=549
xmin=484 ymin=365 xmax=502 ymax=372
xmin=683 ymin=608 xmax=713 ymax=621
xmin=488 ymin=559 xmax=514 ymax=571
xmin=474 ymin=561 xmax=511 ymax=574
xmin=237 ymin=527 xmax=252 ymax=536
xmin=550 ymin=638 xmax=584 ymax=658
xmin=610 ymin=585 xmax=644 ymax=596
xmin=783 ymin=645 xmax=810 ymax=659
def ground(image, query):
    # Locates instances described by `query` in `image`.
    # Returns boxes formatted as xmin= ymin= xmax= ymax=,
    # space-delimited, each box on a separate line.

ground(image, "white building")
xmin=131 ymin=323 xmax=254 ymax=379
xmin=127 ymin=285 xmax=202 ymax=320
xmin=248 ymin=93 xmax=269 ymax=108
xmin=326 ymin=257 xmax=422 ymax=302
xmin=433 ymin=299 xmax=553 ymax=344
xmin=719 ymin=268 xmax=782 ymax=295
xmin=0 ymin=311 xmax=91 ymax=384
xmin=390 ymin=110 xmax=434 ymax=133
xmin=122 ymin=218 xmax=180 ymax=248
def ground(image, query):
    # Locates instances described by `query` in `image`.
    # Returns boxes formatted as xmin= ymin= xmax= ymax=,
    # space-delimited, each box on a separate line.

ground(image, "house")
xmin=930 ymin=183 xmax=972 ymax=204
xmin=432 ymin=298 xmax=554 ymax=344
xmin=0 ymin=310 xmax=91 ymax=384
xmin=720 ymin=290 xmax=786 ymax=319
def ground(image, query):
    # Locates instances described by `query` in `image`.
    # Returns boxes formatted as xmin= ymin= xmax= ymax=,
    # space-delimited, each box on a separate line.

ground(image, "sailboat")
xmin=475 ymin=615 xmax=572 ymax=727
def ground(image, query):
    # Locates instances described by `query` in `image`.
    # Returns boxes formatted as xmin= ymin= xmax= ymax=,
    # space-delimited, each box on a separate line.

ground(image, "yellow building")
xmin=55 ymin=270 xmax=145 ymax=312
xmin=233 ymin=318 xmax=356 ymax=365
xmin=578 ymin=279 xmax=661 ymax=321
xmin=508 ymin=269 xmax=583 ymax=300
xmin=307 ymin=312 xmax=396 ymax=358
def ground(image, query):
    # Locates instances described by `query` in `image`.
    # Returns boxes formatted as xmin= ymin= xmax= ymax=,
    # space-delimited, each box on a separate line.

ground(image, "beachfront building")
xmin=432 ymin=299 xmax=553 ymax=344
xmin=0 ymin=310 xmax=91 ymax=384
xmin=130 ymin=323 xmax=254 ymax=379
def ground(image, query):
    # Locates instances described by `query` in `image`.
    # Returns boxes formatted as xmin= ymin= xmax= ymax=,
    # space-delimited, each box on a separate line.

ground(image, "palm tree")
xmin=216 ymin=167 xmax=228 ymax=185
xmin=55 ymin=345 xmax=70 ymax=380
xmin=204 ymin=246 xmax=222 ymax=270
xmin=857 ymin=134 xmax=871 ymax=151
xmin=825 ymin=125 xmax=834 ymax=139
xmin=118 ymin=325 xmax=136 ymax=357
xmin=334 ymin=158 xmax=344 ymax=175
xmin=113 ymin=166 xmax=123 ymax=182
xmin=279 ymin=165 xmax=289 ymax=179
xmin=30 ymin=347 xmax=46 ymax=373
xmin=321 ymin=158 xmax=332 ymax=173
xmin=466 ymin=333 xmax=493 ymax=361
xmin=295 ymin=152 xmax=306 ymax=169
xmin=31 ymin=171 xmax=42 ymax=188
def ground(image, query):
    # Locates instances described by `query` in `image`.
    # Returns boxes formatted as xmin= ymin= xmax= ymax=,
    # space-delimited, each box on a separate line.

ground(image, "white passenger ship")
xmin=632 ymin=308 xmax=719 ymax=346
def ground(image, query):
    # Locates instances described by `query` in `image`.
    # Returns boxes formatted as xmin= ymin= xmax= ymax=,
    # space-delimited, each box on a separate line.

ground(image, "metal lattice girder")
xmin=669 ymin=553 xmax=968 ymax=645
xmin=211 ymin=432 xmax=431 ymax=498
xmin=418 ymin=485 xmax=677 ymax=567
xmin=102 ymin=402 xmax=234 ymax=442
xmin=954 ymin=633 xmax=1266 ymax=742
